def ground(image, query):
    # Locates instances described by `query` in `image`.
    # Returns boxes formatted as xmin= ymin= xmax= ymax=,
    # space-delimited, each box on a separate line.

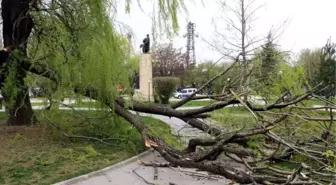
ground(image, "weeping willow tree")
xmin=0 ymin=0 xmax=184 ymax=125
xmin=29 ymin=1 xmax=133 ymax=103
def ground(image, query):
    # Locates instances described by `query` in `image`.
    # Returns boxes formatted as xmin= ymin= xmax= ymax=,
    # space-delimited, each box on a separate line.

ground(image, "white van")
xmin=174 ymin=88 xmax=198 ymax=99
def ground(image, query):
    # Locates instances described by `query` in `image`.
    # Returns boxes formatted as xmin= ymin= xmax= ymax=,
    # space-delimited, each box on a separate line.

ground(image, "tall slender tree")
xmin=210 ymin=0 xmax=267 ymax=101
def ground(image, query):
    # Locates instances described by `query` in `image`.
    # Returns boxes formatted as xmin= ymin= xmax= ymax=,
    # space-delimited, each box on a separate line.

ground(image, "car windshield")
xmin=181 ymin=90 xmax=187 ymax=93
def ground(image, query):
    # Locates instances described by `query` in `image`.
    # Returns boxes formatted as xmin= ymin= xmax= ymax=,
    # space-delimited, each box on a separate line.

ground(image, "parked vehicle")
xmin=173 ymin=89 xmax=182 ymax=98
xmin=173 ymin=88 xmax=198 ymax=99
xmin=29 ymin=87 xmax=44 ymax=98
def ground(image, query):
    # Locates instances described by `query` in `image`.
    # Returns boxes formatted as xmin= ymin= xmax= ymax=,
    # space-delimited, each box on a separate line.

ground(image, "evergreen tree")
xmin=260 ymin=34 xmax=278 ymax=79
xmin=315 ymin=39 xmax=336 ymax=98
xmin=255 ymin=33 xmax=283 ymax=87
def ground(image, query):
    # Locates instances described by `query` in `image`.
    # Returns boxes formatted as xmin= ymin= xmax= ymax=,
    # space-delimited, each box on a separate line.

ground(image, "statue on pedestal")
xmin=140 ymin=34 xmax=150 ymax=53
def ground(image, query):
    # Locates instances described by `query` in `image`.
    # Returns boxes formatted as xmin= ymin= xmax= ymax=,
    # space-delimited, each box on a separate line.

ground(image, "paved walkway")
xmin=138 ymin=112 xmax=210 ymax=138
xmin=68 ymin=151 xmax=232 ymax=185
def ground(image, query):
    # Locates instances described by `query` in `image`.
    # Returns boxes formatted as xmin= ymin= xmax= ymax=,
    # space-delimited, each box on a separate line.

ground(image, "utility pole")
xmin=183 ymin=21 xmax=198 ymax=69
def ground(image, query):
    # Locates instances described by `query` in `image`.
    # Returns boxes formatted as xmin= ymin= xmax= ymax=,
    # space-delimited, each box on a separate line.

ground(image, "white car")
xmin=174 ymin=88 xmax=198 ymax=99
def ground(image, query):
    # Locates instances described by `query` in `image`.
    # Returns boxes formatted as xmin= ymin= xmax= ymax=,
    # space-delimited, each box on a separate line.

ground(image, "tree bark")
xmin=1 ymin=0 xmax=35 ymax=125
xmin=3 ymin=87 xmax=35 ymax=126
xmin=2 ymin=57 xmax=35 ymax=125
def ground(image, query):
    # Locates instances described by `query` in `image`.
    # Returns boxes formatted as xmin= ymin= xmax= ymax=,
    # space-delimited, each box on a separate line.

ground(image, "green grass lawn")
xmin=0 ymin=110 xmax=180 ymax=185
xmin=171 ymin=100 xmax=215 ymax=107
xmin=211 ymin=107 xmax=256 ymax=130
xmin=211 ymin=105 xmax=335 ymax=135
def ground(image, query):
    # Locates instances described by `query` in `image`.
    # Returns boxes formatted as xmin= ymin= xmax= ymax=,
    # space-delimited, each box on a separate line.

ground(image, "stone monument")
xmin=136 ymin=34 xmax=153 ymax=101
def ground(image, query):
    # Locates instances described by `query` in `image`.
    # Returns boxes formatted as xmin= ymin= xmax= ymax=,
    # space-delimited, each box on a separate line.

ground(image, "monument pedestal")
xmin=134 ymin=54 xmax=153 ymax=101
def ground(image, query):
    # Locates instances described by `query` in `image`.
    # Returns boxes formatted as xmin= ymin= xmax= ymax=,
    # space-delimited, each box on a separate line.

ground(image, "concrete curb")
xmin=53 ymin=150 xmax=152 ymax=185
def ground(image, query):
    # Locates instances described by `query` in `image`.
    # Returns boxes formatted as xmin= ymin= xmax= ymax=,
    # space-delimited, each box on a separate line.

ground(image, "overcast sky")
xmin=116 ymin=0 xmax=336 ymax=63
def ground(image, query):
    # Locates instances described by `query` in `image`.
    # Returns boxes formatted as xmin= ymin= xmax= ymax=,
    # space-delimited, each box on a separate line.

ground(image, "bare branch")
xmin=171 ymin=54 xmax=241 ymax=109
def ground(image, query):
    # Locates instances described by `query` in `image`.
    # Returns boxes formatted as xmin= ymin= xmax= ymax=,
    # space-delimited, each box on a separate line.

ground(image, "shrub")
xmin=153 ymin=77 xmax=179 ymax=104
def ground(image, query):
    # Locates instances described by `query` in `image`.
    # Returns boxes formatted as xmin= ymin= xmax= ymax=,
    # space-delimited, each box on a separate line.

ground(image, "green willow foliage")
xmin=28 ymin=1 xmax=129 ymax=102
xmin=124 ymin=0 xmax=185 ymax=36
xmin=25 ymin=0 xmax=184 ymax=106
xmin=2 ymin=56 xmax=21 ymax=109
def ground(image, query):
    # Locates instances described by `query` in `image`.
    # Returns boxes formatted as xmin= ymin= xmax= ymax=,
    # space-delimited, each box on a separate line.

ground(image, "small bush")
xmin=153 ymin=77 xmax=179 ymax=104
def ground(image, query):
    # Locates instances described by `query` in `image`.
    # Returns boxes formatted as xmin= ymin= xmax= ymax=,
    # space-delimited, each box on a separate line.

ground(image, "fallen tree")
xmin=20 ymin=54 xmax=336 ymax=184
xmin=1 ymin=0 xmax=335 ymax=184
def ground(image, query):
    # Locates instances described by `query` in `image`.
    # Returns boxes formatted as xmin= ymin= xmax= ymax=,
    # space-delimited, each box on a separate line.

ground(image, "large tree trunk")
xmin=1 ymin=0 xmax=35 ymax=125
xmin=3 ymin=87 xmax=35 ymax=126
xmin=2 ymin=57 xmax=35 ymax=125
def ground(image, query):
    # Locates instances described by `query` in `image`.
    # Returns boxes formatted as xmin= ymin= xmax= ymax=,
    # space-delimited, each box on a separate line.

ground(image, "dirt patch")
xmin=21 ymin=160 xmax=35 ymax=168
xmin=0 ymin=124 xmax=43 ymax=139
